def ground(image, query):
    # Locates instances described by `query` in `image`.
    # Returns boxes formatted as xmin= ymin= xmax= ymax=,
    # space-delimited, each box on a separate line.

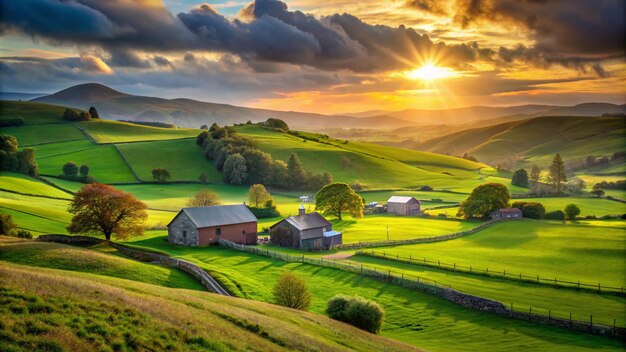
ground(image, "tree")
xmin=242 ymin=149 xmax=273 ymax=184
xmin=88 ymin=106 xmax=99 ymax=119
xmin=530 ymin=165 xmax=541 ymax=183
xmin=223 ymin=153 xmax=247 ymax=185
xmin=248 ymin=184 xmax=271 ymax=208
xmin=79 ymin=164 xmax=89 ymax=177
xmin=152 ymin=168 xmax=171 ymax=183
xmin=200 ymin=124 xmax=208 ymax=130
xmin=564 ymin=203 xmax=581 ymax=221
xmin=326 ymin=295 xmax=385 ymax=334
xmin=67 ymin=183 xmax=147 ymax=240
xmin=198 ymin=171 xmax=209 ymax=183
xmin=545 ymin=210 xmax=565 ymax=220
xmin=0 ymin=213 xmax=17 ymax=235
xmin=565 ymin=177 xmax=586 ymax=194
xmin=16 ymin=148 xmax=38 ymax=176
xmin=522 ymin=202 xmax=545 ymax=219
xmin=188 ymin=190 xmax=221 ymax=207
xmin=511 ymin=168 xmax=529 ymax=187
xmin=265 ymin=118 xmax=289 ymax=130
xmin=548 ymin=154 xmax=567 ymax=192
xmin=63 ymin=162 xmax=79 ymax=177
xmin=270 ymin=160 xmax=288 ymax=186
xmin=315 ymin=182 xmax=363 ymax=220
xmin=458 ymin=183 xmax=510 ymax=219
xmin=272 ymin=272 xmax=311 ymax=311
xmin=287 ymin=153 xmax=306 ymax=188
xmin=196 ymin=130 xmax=209 ymax=146
xmin=591 ymin=184 xmax=605 ymax=198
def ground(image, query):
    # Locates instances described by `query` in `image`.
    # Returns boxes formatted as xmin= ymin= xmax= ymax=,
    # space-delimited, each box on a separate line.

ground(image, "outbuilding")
xmin=269 ymin=206 xmax=341 ymax=250
xmin=167 ymin=204 xmax=258 ymax=246
xmin=490 ymin=208 xmax=523 ymax=220
xmin=387 ymin=196 xmax=421 ymax=216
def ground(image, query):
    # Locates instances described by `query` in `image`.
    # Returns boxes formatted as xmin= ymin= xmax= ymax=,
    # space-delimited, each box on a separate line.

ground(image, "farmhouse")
xmin=490 ymin=208 xmax=523 ymax=220
xmin=168 ymin=204 xmax=258 ymax=246
xmin=270 ymin=206 xmax=341 ymax=250
xmin=387 ymin=196 xmax=421 ymax=216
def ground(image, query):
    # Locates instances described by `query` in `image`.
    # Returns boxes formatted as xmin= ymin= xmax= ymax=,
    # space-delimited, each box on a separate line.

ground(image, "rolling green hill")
xmin=416 ymin=116 xmax=625 ymax=171
xmin=0 ymin=259 xmax=416 ymax=352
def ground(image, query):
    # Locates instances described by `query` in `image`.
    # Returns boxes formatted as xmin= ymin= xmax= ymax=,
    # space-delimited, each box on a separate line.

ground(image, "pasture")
xmin=78 ymin=119 xmax=199 ymax=143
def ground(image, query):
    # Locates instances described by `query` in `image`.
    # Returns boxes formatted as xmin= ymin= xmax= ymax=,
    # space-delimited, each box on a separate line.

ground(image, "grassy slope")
xmin=0 ymin=172 xmax=71 ymax=198
xmin=0 ymin=100 xmax=68 ymax=125
xmin=78 ymin=119 xmax=199 ymax=143
xmin=369 ymin=220 xmax=626 ymax=287
xmin=0 ymin=237 xmax=202 ymax=290
xmin=2 ymin=124 xmax=85 ymax=146
xmin=0 ymin=262 xmax=416 ymax=352
xmin=116 ymin=139 xmax=222 ymax=182
xmin=417 ymin=116 xmax=625 ymax=167
xmin=124 ymin=235 xmax=622 ymax=352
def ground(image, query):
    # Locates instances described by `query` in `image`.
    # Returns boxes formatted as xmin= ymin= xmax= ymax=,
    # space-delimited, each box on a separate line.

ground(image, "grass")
xmin=29 ymin=140 xmax=96 ymax=159
xmin=36 ymin=144 xmax=139 ymax=183
xmin=0 ymin=237 xmax=202 ymax=290
xmin=0 ymin=172 xmax=71 ymax=198
xmin=0 ymin=100 xmax=68 ymax=125
xmin=0 ymin=261 xmax=416 ymax=352
xmin=123 ymin=235 xmax=624 ymax=352
xmin=367 ymin=220 xmax=626 ymax=287
xmin=2 ymin=123 xmax=85 ymax=146
xmin=78 ymin=119 xmax=199 ymax=143
xmin=116 ymin=139 xmax=222 ymax=182
xmin=344 ymin=255 xmax=625 ymax=326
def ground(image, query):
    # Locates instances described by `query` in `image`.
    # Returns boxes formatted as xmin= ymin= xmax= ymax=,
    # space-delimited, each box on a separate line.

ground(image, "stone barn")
xmin=490 ymin=208 xmax=523 ymax=220
xmin=168 ymin=204 xmax=258 ymax=246
xmin=387 ymin=196 xmax=421 ymax=216
xmin=269 ymin=206 xmax=341 ymax=250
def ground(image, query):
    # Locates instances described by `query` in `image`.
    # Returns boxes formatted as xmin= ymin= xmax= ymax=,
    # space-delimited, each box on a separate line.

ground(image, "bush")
xmin=265 ymin=118 xmax=289 ymax=130
xmin=0 ymin=117 xmax=24 ymax=127
xmin=248 ymin=206 xmax=280 ymax=219
xmin=545 ymin=210 xmax=565 ymax=220
xmin=326 ymin=295 xmax=384 ymax=334
xmin=0 ymin=213 xmax=17 ymax=235
xmin=15 ymin=229 xmax=32 ymax=239
xmin=419 ymin=185 xmax=433 ymax=191
xmin=564 ymin=203 xmax=581 ymax=220
xmin=272 ymin=272 xmax=311 ymax=311
xmin=513 ymin=201 xmax=545 ymax=219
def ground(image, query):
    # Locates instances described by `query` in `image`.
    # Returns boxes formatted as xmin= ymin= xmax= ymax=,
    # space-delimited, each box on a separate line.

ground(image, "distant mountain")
xmin=415 ymin=115 xmax=626 ymax=169
xmin=0 ymin=92 xmax=48 ymax=101
xmin=33 ymin=83 xmax=413 ymax=130
xmin=349 ymin=103 xmax=626 ymax=126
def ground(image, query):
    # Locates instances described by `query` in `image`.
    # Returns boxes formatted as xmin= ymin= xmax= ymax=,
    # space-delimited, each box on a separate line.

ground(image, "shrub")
xmin=545 ymin=210 xmax=565 ymax=220
xmin=248 ymin=206 xmax=280 ymax=219
xmin=15 ymin=229 xmax=32 ymax=239
xmin=564 ymin=203 xmax=581 ymax=220
xmin=521 ymin=202 xmax=545 ymax=219
xmin=265 ymin=118 xmax=289 ymax=130
xmin=326 ymin=295 xmax=384 ymax=334
xmin=420 ymin=185 xmax=433 ymax=191
xmin=0 ymin=214 xmax=17 ymax=235
xmin=63 ymin=162 xmax=79 ymax=177
xmin=272 ymin=272 xmax=311 ymax=311
xmin=0 ymin=117 xmax=24 ymax=127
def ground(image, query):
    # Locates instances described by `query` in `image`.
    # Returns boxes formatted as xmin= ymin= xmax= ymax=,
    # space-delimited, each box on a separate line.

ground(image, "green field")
xmin=78 ymin=119 xmax=199 ymax=143
xmin=122 ymin=235 xmax=622 ymax=352
xmin=514 ymin=197 xmax=626 ymax=216
xmin=0 ymin=172 xmax=71 ymax=198
xmin=367 ymin=220 xmax=626 ymax=287
xmin=1 ymin=123 xmax=84 ymax=146
xmin=0 ymin=100 xmax=69 ymax=124
xmin=117 ymin=139 xmax=222 ymax=182
xmin=0 ymin=261 xmax=414 ymax=352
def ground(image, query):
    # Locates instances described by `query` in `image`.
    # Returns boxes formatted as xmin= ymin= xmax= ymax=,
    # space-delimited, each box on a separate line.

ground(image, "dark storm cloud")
xmin=0 ymin=0 xmax=490 ymax=72
xmin=408 ymin=0 xmax=625 ymax=74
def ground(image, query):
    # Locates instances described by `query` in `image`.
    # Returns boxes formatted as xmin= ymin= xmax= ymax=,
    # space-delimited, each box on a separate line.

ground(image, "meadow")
xmin=77 ymin=119 xmax=199 ymax=143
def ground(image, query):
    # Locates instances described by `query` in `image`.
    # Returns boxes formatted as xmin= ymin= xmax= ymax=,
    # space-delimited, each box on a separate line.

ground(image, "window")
xmin=242 ymin=230 xmax=246 ymax=234
xmin=182 ymin=230 xmax=187 ymax=238
xmin=215 ymin=228 xmax=222 ymax=236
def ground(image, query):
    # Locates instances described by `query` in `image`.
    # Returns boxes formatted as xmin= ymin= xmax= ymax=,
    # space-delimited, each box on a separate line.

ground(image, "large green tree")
xmin=564 ymin=203 xmax=581 ymax=221
xmin=287 ymin=153 xmax=306 ymax=188
xmin=242 ymin=149 xmax=273 ymax=184
xmin=315 ymin=182 xmax=363 ymax=220
xmin=511 ymin=168 xmax=529 ymax=187
xmin=152 ymin=168 xmax=171 ymax=183
xmin=549 ymin=154 xmax=567 ymax=192
xmin=223 ymin=153 xmax=247 ymax=185
xmin=458 ymin=183 xmax=510 ymax=219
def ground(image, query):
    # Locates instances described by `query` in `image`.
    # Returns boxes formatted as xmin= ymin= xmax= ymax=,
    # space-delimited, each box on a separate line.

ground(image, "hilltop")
xmin=32 ymin=83 xmax=413 ymax=130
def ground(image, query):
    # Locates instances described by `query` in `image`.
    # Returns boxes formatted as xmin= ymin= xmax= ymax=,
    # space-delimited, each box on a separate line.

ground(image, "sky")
xmin=0 ymin=0 xmax=624 ymax=114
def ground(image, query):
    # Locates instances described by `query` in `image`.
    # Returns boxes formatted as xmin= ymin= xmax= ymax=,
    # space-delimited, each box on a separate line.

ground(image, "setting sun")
xmin=406 ymin=64 xmax=457 ymax=81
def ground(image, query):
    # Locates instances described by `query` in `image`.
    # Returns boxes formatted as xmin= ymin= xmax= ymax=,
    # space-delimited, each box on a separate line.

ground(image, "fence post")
xmin=598 ymin=283 xmax=601 ymax=292
xmin=554 ymin=277 xmax=557 ymax=285
xmin=503 ymin=269 xmax=506 ymax=277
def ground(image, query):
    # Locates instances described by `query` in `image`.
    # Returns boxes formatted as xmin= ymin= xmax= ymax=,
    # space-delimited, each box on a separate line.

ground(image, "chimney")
xmin=298 ymin=203 xmax=306 ymax=216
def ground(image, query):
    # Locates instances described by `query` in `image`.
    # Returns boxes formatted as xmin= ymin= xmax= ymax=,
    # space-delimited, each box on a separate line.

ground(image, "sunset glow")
xmin=405 ymin=65 xmax=457 ymax=81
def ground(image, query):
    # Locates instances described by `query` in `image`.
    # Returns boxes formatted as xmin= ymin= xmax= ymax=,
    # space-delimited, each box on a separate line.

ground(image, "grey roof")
xmin=388 ymin=196 xmax=420 ymax=204
xmin=274 ymin=212 xmax=331 ymax=231
xmin=172 ymin=204 xmax=258 ymax=228
xmin=491 ymin=208 xmax=522 ymax=214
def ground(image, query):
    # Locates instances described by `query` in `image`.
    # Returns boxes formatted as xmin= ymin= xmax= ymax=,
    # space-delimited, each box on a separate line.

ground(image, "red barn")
xmin=167 ymin=204 xmax=258 ymax=246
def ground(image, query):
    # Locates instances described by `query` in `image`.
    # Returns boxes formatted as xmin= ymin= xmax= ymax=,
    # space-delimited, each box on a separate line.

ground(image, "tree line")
xmin=196 ymin=121 xmax=333 ymax=190
xmin=0 ymin=135 xmax=38 ymax=176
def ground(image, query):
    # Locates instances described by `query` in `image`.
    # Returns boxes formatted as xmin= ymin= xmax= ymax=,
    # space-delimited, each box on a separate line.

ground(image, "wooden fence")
xmin=356 ymin=250 xmax=626 ymax=295
xmin=219 ymin=239 xmax=625 ymax=340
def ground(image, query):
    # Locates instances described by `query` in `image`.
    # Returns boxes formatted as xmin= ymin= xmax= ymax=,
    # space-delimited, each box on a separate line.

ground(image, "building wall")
xmin=168 ymin=212 xmax=199 ymax=247
xmin=271 ymin=221 xmax=302 ymax=248
xmin=388 ymin=199 xmax=420 ymax=215
xmin=198 ymin=221 xmax=258 ymax=245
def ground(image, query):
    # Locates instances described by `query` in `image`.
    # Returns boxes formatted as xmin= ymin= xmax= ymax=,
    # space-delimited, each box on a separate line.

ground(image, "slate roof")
xmin=170 ymin=204 xmax=258 ymax=228
xmin=491 ymin=208 xmax=522 ymax=215
xmin=273 ymin=212 xmax=331 ymax=231
xmin=387 ymin=196 xmax=420 ymax=204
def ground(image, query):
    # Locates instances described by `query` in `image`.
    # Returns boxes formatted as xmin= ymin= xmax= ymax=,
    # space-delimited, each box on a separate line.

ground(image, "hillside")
xmin=415 ymin=115 xmax=626 ymax=169
xmin=31 ymin=83 xmax=414 ymax=130
xmin=0 ymin=248 xmax=416 ymax=351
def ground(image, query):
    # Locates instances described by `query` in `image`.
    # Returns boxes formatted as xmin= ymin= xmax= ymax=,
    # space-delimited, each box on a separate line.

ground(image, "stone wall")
xmin=167 ymin=212 xmax=199 ymax=247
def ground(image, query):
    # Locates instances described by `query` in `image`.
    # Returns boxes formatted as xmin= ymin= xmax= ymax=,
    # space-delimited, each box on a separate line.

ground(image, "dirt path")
xmin=322 ymin=252 xmax=354 ymax=260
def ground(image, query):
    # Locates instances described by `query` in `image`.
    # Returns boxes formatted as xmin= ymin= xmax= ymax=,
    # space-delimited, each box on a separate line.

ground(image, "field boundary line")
xmin=0 ymin=187 xmax=72 ymax=201
xmin=111 ymin=144 xmax=142 ymax=182
xmin=219 ymin=239 xmax=625 ymax=341
xmin=355 ymin=250 xmax=625 ymax=296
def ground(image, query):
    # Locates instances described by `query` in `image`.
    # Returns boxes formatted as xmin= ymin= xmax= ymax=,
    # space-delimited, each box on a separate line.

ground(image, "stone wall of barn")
xmin=168 ymin=212 xmax=199 ymax=247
